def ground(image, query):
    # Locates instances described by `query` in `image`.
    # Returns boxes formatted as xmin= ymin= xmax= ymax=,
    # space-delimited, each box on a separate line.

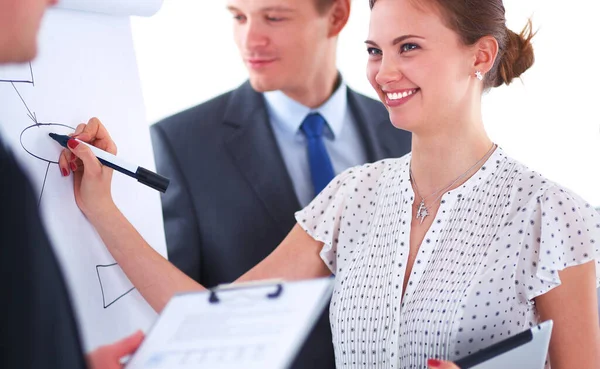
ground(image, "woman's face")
xmin=366 ymin=0 xmax=476 ymax=134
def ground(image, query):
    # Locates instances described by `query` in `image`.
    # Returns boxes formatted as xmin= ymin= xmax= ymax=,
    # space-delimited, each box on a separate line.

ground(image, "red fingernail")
xmin=61 ymin=168 xmax=68 ymax=177
xmin=70 ymin=162 xmax=77 ymax=171
xmin=67 ymin=139 xmax=79 ymax=149
xmin=427 ymin=359 xmax=442 ymax=368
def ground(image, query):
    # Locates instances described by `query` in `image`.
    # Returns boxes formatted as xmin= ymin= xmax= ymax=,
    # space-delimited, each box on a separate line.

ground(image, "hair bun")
xmin=495 ymin=20 xmax=535 ymax=87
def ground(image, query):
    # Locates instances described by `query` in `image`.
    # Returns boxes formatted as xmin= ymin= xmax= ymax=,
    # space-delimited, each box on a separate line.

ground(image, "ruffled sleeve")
xmin=295 ymin=167 xmax=358 ymax=275
xmin=516 ymin=186 xmax=600 ymax=303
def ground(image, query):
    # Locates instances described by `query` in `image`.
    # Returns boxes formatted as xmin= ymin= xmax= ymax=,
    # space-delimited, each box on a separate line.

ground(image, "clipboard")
xmin=454 ymin=320 xmax=553 ymax=369
xmin=125 ymin=277 xmax=335 ymax=369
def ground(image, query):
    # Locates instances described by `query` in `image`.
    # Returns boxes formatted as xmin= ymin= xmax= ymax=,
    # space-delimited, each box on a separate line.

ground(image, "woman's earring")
xmin=475 ymin=71 xmax=484 ymax=81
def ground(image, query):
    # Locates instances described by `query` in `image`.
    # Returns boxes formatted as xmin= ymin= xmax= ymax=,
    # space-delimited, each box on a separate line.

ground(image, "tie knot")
xmin=300 ymin=113 xmax=326 ymax=139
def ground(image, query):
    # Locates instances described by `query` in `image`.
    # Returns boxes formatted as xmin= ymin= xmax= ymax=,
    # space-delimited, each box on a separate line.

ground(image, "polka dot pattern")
xmin=295 ymin=148 xmax=600 ymax=369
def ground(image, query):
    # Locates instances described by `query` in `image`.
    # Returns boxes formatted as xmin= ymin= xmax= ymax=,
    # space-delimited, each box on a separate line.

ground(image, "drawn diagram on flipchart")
xmin=0 ymin=63 xmax=135 ymax=309
xmin=0 ymin=8 xmax=167 ymax=350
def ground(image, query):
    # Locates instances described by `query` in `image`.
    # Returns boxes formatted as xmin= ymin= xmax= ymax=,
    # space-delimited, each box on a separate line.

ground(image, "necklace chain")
xmin=410 ymin=143 xmax=496 ymax=224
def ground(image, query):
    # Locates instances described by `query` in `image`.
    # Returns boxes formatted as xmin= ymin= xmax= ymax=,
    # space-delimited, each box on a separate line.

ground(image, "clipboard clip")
xmin=208 ymin=279 xmax=284 ymax=304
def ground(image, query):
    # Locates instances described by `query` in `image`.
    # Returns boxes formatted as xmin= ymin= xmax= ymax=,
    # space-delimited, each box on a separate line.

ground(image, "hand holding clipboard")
xmin=428 ymin=321 xmax=553 ymax=369
xmin=125 ymin=277 xmax=334 ymax=369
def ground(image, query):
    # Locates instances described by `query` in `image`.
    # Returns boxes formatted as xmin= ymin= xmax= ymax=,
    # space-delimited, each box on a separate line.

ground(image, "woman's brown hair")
xmin=369 ymin=0 xmax=535 ymax=88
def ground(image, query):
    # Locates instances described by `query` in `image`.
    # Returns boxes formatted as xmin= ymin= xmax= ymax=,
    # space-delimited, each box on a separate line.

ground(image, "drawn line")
xmin=96 ymin=263 xmax=136 ymax=309
xmin=38 ymin=162 xmax=51 ymax=208
xmin=0 ymin=79 xmax=34 ymax=84
xmin=10 ymin=82 xmax=36 ymax=124
xmin=0 ymin=62 xmax=35 ymax=85
xmin=19 ymin=122 xmax=75 ymax=164
xmin=104 ymin=287 xmax=135 ymax=309
xmin=29 ymin=62 xmax=35 ymax=87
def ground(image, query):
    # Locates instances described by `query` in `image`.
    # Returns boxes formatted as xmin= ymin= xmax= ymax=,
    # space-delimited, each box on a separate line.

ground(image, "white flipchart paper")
xmin=57 ymin=0 xmax=163 ymax=17
xmin=0 ymin=8 xmax=167 ymax=351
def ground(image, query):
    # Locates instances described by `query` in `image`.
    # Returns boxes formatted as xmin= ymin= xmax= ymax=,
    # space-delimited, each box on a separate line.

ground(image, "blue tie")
xmin=300 ymin=113 xmax=335 ymax=196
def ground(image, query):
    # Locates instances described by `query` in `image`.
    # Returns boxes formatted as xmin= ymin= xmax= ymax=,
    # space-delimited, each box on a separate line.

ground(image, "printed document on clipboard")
xmin=125 ymin=277 xmax=334 ymax=369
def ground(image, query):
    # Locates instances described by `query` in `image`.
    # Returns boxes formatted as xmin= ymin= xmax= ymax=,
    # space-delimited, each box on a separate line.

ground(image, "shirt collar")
xmin=263 ymin=79 xmax=348 ymax=139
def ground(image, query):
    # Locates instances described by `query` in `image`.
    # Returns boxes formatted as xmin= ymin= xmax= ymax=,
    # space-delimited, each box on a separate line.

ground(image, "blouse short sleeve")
xmin=517 ymin=186 xmax=600 ymax=303
xmin=295 ymin=167 xmax=358 ymax=274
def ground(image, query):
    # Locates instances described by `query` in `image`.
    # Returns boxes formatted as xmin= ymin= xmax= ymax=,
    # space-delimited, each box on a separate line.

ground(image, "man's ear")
xmin=328 ymin=0 xmax=350 ymax=38
xmin=472 ymin=35 xmax=499 ymax=75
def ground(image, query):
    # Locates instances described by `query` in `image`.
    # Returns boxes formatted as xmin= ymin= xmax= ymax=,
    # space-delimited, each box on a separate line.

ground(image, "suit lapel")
xmin=223 ymin=82 xmax=301 ymax=232
xmin=347 ymin=88 xmax=393 ymax=162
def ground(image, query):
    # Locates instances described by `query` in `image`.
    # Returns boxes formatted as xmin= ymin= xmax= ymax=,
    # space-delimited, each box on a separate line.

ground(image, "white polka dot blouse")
xmin=295 ymin=147 xmax=600 ymax=369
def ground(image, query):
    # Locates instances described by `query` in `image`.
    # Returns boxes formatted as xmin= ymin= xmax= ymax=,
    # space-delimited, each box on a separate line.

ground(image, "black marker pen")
xmin=49 ymin=133 xmax=170 ymax=193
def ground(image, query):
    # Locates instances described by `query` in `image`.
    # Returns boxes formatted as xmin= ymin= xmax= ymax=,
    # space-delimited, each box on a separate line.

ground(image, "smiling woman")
xmin=368 ymin=0 xmax=535 ymax=89
xmin=365 ymin=0 xmax=534 ymax=134
xmin=346 ymin=0 xmax=600 ymax=368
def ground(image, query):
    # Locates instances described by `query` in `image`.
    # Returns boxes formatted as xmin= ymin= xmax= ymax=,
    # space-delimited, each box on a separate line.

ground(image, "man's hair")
xmin=315 ymin=0 xmax=335 ymax=14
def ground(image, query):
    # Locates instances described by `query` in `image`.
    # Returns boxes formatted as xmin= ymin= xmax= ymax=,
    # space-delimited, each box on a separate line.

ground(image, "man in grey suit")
xmin=151 ymin=0 xmax=411 ymax=367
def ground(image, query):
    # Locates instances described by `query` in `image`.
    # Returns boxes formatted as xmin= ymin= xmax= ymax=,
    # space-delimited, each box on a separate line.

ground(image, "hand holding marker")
xmin=50 ymin=133 xmax=170 ymax=193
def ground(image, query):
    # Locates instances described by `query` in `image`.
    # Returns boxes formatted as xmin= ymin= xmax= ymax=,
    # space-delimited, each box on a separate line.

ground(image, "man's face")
xmin=0 ymin=0 xmax=57 ymax=63
xmin=227 ymin=0 xmax=333 ymax=94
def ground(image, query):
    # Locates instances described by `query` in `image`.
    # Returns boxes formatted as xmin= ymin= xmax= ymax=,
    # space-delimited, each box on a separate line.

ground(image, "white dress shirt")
xmin=263 ymin=80 xmax=368 ymax=207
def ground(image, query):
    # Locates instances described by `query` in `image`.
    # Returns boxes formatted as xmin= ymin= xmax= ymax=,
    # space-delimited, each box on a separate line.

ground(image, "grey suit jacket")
xmin=151 ymin=81 xmax=411 ymax=369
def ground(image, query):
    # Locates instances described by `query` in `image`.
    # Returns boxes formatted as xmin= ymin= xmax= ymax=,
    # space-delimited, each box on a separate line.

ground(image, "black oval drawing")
xmin=20 ymin=123 xmax=75 ymax=164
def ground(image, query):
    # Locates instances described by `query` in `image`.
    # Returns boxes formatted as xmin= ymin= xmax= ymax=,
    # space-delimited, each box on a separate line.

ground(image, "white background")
xmin=131 ymin=0 xmax=600 ymax=206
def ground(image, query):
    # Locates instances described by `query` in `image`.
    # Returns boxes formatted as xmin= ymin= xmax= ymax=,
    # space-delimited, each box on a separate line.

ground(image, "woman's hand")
xmin=87 ymin=330 xmax=144 ymax=369
xmin=58 ymin=117 xmax=118 ymax=220
xmin=427 ymin=359 xmax=461 ymax=368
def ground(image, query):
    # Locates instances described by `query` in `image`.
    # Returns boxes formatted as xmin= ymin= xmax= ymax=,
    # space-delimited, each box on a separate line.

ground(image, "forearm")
xmin=88 ymin=205 xmax=205 ymax=312
xmin=236 ymin=224 xmax=331 ymax=284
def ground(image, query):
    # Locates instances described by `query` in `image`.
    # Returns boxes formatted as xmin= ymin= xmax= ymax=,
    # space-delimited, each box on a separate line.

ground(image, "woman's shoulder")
xmin=295 ymin=154 xmax=411 ymax=275
xmin=498 ymin=152 xmax=600 ymax=302
xmin=337 ymin=154 xmax=411 ymax=185
xmin=499 ymin=150 xmax=596 ymax=217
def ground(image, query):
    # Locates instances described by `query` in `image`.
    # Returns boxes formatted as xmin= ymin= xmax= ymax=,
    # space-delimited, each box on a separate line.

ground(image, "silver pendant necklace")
xmin=410 ymin=143 xmax=496 ymax=224
xmin=416 ymin=200 xmax=429 ymax=223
